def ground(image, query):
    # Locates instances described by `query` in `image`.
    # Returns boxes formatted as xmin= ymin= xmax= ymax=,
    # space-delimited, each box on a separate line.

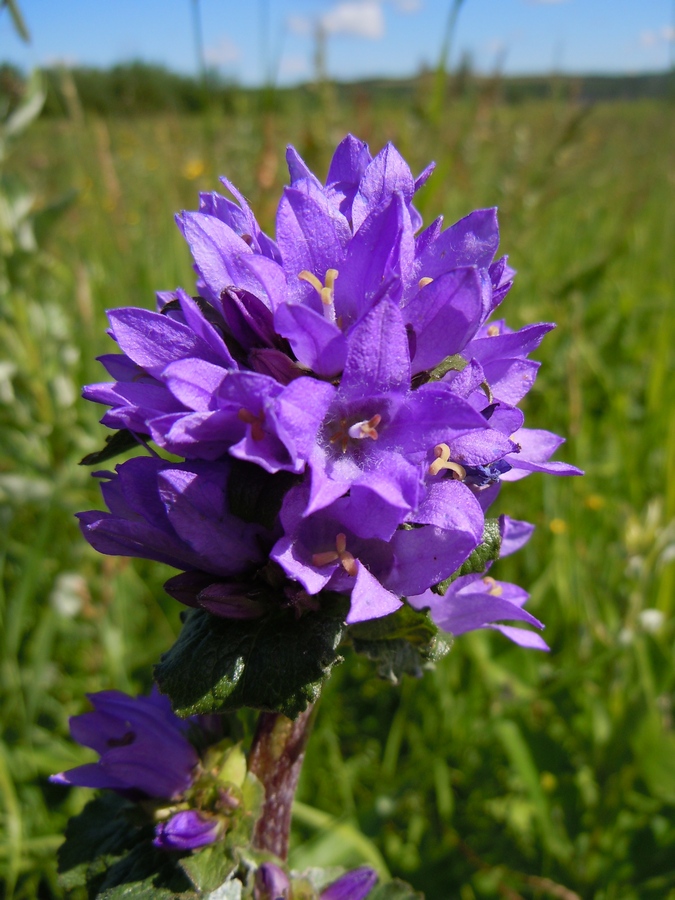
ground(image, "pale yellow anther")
xmin=482 ymin=576 xmax=503 ymax=597
xmin=298 ymin=270 xmax=323 ymax=293
xmin=299 ymin=268 xmax=339 ymax=306
xmin=418 ymin=277 xmax=434 ymax=289
xmin=312 ymin=532 xmax=358 ymax=577
xmin=238 ymin=408 xmax=265 ymax=441
xmin=428 ymin=443 xmax=467 ymax=480
xmin=487 ymin=324 xmax=500 ymax=337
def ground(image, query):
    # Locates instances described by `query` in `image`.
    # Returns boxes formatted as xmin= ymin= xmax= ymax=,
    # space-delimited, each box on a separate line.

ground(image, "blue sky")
xmin=1 ymin=0 xmax=673 ymax=86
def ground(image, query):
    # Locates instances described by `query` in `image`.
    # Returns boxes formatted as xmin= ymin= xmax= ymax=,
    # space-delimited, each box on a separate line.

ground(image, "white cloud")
xmin=205 ymin=35 xmax=240 ymax=66
xmin=640 ymin=26 xmax=675 ymax=49
xmin=321 ymin=0 xmax=385 ymax=39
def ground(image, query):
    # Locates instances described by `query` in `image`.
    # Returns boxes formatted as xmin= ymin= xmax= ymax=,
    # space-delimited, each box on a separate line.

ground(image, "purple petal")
xmin=481 ymin=358 xmax=540 ymax=406
xmin=107 ymin=308 xmax=225 ymax=378
xmin=490 ymin=624 xmax=550 ymax=650
xmin=345 ymin=562 xmax=403 ymax=624
xmin=274 ymin=302 xmax=347 ymax=377
xmin=387 ymin=522 xmax=482 ymax=598
xmin=403 ymin=267 xmax=484 ymax=372
xmin=339 ymin=300 xmax=411 ymax=402
xmin=466 ymin=322 xmax=555 ymax=363
xmin=276 ymin=184 xmax=351 ymax=304
xmin=286 ymin=145 xmax=321 ymax=186
xmin=180 ymin=211 xmax=262 ymax=301
xmin=335 ymin=193 xmax=415 ymax=320
xmin=416 ymin=208 xmax=500 ymax=278
xmin=352 ymin=143 xmax=415 ymax=230
xmin=499 ymin=516 xmax=535 ymax=556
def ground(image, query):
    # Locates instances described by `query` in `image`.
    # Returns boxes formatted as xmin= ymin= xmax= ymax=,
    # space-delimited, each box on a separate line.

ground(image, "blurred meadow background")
xmin=1 ymin=0 xmax=675 ymax=897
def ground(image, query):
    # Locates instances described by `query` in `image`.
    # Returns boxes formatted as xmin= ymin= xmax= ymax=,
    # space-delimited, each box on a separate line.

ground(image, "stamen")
xmin=347 ymin=414 xmax=382 ymax=441
xmin=298 ymin=268 xmax=339 ymax=324
xmin=298 ymin=270 xmax=323 ymax=293
xmin=486 ymin=324 xmax=500 ymax=337
xmin=237 ymin=408 xmax=265 ymax=441
xmin=418 ymin=277 xmax=434 ymax=289
xmin=312 ymin=549 xmax=340 ymax=567
xmin=428 ymin=443 xmax=467 ymax=480
xmin=312 ymin=533 xmax=358 ymax=577
xmin=321 ymin=269 xmax=339 ymax=306
xmin=482 ymin=576 xmax=503 ymax=597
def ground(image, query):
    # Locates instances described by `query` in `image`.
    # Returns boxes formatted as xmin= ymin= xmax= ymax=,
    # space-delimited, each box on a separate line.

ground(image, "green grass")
xmin=1 ymin=92 xmax=674 ymax=899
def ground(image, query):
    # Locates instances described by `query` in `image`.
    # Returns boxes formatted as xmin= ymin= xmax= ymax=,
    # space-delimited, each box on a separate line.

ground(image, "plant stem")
xmin=248 ymin=704 xmax=315 ymax=860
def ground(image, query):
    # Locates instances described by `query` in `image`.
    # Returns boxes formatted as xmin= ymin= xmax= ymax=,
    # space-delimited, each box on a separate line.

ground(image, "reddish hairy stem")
xmin=248 ymin=704 xmax=315 ymax=859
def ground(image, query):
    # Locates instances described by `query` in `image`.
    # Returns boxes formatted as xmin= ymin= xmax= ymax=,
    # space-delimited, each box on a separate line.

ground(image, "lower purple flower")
xmin=50 ymin=688 xmax=199 ymax=799
xmin=153 ymin=810 xmax=220 ymax=851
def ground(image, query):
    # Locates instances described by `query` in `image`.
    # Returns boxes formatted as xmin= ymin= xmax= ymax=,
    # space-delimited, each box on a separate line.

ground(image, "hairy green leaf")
xmin=80 ymin=429 xmax=148 ymax=466
xmin=350 ymin=604 xmax=450 ymax=683
xmin=432 ymin=518 xmax=501 ymax=595
xmin=155 ymin=602 xmax=347 ymax=719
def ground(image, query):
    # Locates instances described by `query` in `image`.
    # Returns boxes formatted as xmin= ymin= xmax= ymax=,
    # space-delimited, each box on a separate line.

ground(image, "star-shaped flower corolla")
xmin=272 ymin=480 xmax=484 ymax=624
xmin=50 ymin=688 xmax=199 ymax=799
xmin=78 ymin=457 xmax=270 ymax=578
xmin=303 ymin=298 xmax=501 ymax=538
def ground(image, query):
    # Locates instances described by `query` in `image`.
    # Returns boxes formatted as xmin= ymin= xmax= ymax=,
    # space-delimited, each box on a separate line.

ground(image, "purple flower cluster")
xmin=51 ymin=689 xmax=221 ymax=850
xmin=81 ymin=136 xmax=580 ymax=643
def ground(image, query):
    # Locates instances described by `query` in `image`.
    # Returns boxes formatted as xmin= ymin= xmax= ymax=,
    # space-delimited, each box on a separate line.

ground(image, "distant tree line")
xmin=0 ymin=60 xmax=672 ymax=118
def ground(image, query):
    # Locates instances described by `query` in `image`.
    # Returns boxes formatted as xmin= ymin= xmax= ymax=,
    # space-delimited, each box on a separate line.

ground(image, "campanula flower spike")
xmin=61 ymin=133 xmax=584 ymax=897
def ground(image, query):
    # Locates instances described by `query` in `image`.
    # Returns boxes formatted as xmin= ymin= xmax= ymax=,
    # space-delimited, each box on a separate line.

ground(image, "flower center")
xmin=311 ymin=532 xmax=358 ymax=577
xmin=428 ymin=443 xmax=467 ymax=479
xmin=329 ymin=414 xmax=382 ymax=453
xmin=237 ymin=408 xmax=265 ymax=441
xmin=298 ymin=269 xmax=339 ymax=324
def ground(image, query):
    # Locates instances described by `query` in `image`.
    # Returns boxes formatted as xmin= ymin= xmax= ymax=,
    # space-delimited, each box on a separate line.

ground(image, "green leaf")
xmin=432 ymin=518 xmax=502 ymax=595
xmin=155 ymin=603 xmax=346 ymax=719
xmin=369 ymin=878 xmax=425 ymax=899
xmin=1 ymin=0 xmax=30 ymax=41
xmin=350 ymin=604 xmax=450 ymax=683
xmin=80 ymin=429 xmax=148 ymax=466
xmin=179 ymin=843 xmax=238 ymax=895
xmin=226 ymin=459 xmax=301 ymax=530
xmin=58 ymin=794 xmax=197 ymax=899
xmin=57 ymin=794 xmax=138 ymax=893
xmin=97 ymin=842 xmax=197 ymax=899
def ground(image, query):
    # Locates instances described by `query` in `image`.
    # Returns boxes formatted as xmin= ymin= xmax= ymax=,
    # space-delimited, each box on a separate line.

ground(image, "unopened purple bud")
xmin=153 ymin=810 xmax=220 ymax=851
xmin=197 ymin=582 xmax=267 ymax=619
xmin=249 ymin=348 xmax=304 ymax=384
xmin=254 ymin=862 xmax=290 ymax=899
xmin=321 ymin=867 xmax=378 ymax=900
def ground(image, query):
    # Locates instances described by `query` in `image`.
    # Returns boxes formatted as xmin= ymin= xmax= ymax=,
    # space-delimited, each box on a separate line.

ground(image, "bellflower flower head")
xmin=79 ymin=133 xmax=581 ymax=633
xmin=51 ymin=690 xmax=264 ymax=853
